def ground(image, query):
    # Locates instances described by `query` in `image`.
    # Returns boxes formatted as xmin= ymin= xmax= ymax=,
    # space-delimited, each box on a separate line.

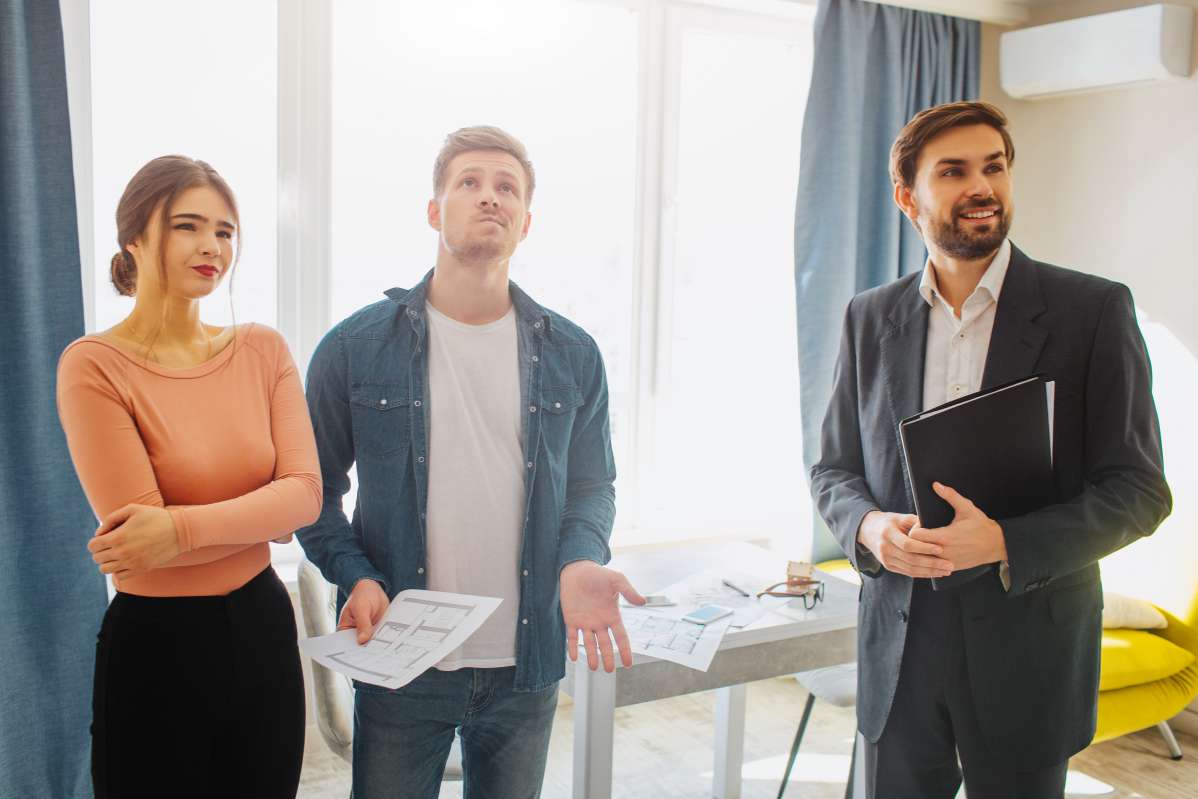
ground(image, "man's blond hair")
xmin=433 ymin=126 xmax=536 ymax=203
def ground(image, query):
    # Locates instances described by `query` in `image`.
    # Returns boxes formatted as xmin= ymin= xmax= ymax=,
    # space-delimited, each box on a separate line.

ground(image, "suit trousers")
xmin=861 ymin=579 xmax=1068 ymax=799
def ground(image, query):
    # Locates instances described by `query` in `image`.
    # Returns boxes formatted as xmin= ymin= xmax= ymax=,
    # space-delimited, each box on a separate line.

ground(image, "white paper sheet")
xmin=613 ymin=568 xmax=791 ymax=671
xmin=299 ymin=590 xmax=502 ymax=689
xmin=619 ymin=606 xmax=732 ymax=672
xmin=624 ymin=567 xmax=787 ymax=628
xmin=1046 ymin=380 xmax=1055 ymax=464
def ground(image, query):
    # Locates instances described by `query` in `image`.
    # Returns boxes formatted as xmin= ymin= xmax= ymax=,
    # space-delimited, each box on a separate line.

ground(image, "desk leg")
xmin=572 ymin=658 xmax=615 ymax=799
xmin=713 ymin=683 xmax=747 ymax=799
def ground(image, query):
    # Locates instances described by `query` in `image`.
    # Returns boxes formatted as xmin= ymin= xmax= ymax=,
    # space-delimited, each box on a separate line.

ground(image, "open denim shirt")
xmin=297 ymin=272 xmax=616 ymax=692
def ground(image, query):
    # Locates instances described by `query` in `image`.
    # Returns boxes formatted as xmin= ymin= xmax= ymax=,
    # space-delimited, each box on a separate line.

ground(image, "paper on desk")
xmin=619 ymin=606 xmax=733 ymax=672
xmin=614 ymin=568 xmax=785 ymax=671
xmin=627 ymin=567 xmax=786 ymax=628
xmin=299 ymin=590 xmax=501 ymax=689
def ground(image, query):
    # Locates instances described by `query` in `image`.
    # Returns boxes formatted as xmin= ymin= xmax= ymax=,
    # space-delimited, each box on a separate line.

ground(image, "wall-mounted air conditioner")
xmin=1000 ymin=3 xmax=1194 ymax=100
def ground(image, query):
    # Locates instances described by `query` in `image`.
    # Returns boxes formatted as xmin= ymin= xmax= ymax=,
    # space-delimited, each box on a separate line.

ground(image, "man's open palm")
xmin=560 ymin=561 xmax=645 ymax=673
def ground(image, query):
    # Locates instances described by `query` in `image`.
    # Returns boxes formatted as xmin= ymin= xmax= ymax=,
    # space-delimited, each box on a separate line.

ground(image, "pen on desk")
xmin=722 ymin=579 xmax=752 ymax=597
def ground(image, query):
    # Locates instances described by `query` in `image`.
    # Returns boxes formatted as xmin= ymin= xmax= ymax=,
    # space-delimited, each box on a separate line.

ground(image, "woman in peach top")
xmin=57 ymin=156 xmax=321 ymax=798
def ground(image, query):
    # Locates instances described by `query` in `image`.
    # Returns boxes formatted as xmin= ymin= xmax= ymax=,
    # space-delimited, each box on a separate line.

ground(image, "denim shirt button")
xmin=522 ymin=618 xmax=529 ymax=625
xmin=417 ymin=567 xmax=424 ymax=575
xmin=553 ymin=402 xmax=561 ymax=409
xmin=531 ymin=355 xmax=539 ymax=362
xmin=529 ymin=405 xmax=537 ymax=413
xmin=533 ymin=321 xmax=542 ymax=329
xmin=414 ymin=400 xmax=422 ymax=407
xmin=379 ymin=398 xmax=387 ymax=406
xmin=526 ymin=461 xmax=533 ymax=469
xmin=523 ymin=569 xmax=529 ymax=576
xmin=418 ymin=456 xmax=426 ymax=463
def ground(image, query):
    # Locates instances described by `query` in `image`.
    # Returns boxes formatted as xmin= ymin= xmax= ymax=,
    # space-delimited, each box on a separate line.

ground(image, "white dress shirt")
xmin=919 ymin=238 xmax=1011 ymax=411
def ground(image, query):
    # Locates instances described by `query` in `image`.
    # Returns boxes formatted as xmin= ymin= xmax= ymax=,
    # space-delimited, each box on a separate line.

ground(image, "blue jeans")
xmin=351 ymin=667 xmax=559 ymax=799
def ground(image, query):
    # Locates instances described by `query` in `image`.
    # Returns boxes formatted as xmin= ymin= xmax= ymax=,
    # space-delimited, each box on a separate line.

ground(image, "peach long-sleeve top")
xmin=57 ymin=323 xmax=322 ymax=596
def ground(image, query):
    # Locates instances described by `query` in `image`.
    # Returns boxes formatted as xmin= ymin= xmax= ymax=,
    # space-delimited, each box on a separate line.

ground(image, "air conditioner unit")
xmin=1000 ymin=3 xmax=1194 ymax=100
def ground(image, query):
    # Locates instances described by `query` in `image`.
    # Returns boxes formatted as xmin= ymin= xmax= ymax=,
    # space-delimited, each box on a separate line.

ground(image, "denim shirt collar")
xmin=383 ymin=268 xmax=553 ymax=338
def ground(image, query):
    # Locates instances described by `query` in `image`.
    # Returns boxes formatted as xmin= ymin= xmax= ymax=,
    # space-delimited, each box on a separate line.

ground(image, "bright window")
xmin=74 ymin=0 xmax=819 ymax=561
xmin=88 ymin=0 xmax=278 ymax=331
xmin=640 ymin=5 xmax=813 ymax=553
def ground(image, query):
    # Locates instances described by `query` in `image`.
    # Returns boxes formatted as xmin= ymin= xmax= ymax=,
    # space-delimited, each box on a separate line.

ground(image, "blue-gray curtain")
xmin=1 ymin=2 xmax=107 ymax=797
xmin=795 ymin=0 xmax=979 ymax=561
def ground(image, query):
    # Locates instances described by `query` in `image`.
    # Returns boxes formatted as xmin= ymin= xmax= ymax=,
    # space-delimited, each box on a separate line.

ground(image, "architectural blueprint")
xmin=656 ymin=568 xmax=790 ymax=628
xmin=620 ymin=607 xmax=732 ymax=672
xmin=300 ymin=590 xmax=502 ymax=689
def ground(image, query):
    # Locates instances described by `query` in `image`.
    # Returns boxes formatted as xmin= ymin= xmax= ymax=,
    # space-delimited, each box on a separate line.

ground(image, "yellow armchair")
xmin=1095 ymin=499 xmax=1198 ymax=758
xmin=1094 ymin=605 xmax=1198 ymax=756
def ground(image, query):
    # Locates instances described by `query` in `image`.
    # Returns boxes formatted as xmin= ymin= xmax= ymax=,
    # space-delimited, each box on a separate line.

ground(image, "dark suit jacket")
xmin=810 ymin=244 xmax=1172 ymax=768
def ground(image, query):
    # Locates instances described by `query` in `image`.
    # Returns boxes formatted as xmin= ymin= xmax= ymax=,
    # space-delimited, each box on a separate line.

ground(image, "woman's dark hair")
xmin=110 ymin=155 xmax=240 ymax=296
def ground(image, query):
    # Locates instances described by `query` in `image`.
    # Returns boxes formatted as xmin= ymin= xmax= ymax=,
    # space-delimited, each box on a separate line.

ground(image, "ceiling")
xmin=875 ymin=0 xmax=1079 ymax=26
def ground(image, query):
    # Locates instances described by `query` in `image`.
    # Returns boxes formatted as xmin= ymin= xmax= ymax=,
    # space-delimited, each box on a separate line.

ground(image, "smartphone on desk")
xmin=623 ymin=594 xmax=674 ymax=607
xmin=681 ymin=604 xmax=733 ymax=625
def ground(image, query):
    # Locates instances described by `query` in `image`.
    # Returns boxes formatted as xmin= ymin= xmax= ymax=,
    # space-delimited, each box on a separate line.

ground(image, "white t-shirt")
xmin=424 ymin=301 xmax=525 ymax=669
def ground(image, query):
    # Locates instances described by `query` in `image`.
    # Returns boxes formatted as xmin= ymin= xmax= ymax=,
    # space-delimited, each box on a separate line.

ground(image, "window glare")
xmin=88 ymin=0 xmax=278 ymax=332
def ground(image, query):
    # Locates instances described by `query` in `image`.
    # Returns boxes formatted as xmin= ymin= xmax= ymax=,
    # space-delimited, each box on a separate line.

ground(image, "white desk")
xmin=562 ymin=541 xmax=859 ymax=799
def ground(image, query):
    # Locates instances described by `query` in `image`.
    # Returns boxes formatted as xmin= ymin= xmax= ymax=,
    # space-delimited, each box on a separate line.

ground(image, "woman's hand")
xmin=88 ymin=504 xmax=181 ymax=579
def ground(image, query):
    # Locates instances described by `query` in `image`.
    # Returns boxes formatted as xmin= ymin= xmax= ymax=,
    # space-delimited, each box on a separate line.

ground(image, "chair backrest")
xmin=297 ymin=558 xmax=356 ymax=763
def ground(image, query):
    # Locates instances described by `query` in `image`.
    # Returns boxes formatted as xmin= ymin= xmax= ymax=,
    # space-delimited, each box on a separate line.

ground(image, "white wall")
xmin=980 ymin=0 xmax=1198 ymax=732
xmin=981 ymin=0 xmax=1198 ymax=355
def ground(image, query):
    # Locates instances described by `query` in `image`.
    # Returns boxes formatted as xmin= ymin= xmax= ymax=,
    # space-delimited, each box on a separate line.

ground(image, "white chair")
xmin=297 ymin=558 xmax=463 ymax=778
xmin=778 ymin=662 xmax=858 ymax=799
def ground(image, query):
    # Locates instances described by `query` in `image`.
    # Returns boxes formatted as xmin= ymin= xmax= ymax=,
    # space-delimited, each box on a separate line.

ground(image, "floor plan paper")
xmin=299 ymin=590 xmax=502 ymax=689
xmin=624 ymin=568 xmax=787 ymax=628
xmin=619 ymin=606 xmax=732 ymax=671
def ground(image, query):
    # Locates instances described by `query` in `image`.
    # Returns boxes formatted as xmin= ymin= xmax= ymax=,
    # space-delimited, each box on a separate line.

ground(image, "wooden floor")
xmin=298 ymin=676 xmax=1197 ymax=798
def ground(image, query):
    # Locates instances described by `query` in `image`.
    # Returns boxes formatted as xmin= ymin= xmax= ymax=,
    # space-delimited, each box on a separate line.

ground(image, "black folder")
xmin=898 ymin=375 xmax=1055 ymax=590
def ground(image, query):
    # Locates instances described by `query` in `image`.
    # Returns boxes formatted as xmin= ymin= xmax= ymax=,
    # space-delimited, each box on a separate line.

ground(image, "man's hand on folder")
xmin=909 ymin=482 xmax=1008 ymax=571
xmin=857 ymin=510 xmax=954 ymax=579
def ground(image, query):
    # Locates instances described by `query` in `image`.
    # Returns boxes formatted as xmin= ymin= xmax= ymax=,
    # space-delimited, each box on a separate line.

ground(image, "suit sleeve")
xmin=809 ymin=297 xmax=883 ymax=575
xmin=1000 ymin=283 xmax=1171 ymax=595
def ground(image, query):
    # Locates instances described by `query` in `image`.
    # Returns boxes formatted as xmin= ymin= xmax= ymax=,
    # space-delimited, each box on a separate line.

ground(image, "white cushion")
xmin=1102 ymin=592 xmax=1167 ymax=630
xmin=795 ymin=663 xmax=857 ymax=707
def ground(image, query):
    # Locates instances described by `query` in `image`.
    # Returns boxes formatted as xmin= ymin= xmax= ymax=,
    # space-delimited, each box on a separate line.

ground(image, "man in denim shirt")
xmin=298 ymin=126 xmax=645 ymax=799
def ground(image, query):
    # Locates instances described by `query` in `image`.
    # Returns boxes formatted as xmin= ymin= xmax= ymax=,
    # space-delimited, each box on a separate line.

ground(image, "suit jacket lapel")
xmin=981 ymin=245 xmax=1049 ymax=388
xmin=881 ymin=278 xmax=929 ymax=429
xmin=880 ymin=278 xmax=928 ymax=510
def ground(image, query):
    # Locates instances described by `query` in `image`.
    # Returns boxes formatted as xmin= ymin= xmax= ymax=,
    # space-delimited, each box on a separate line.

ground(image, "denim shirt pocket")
xmin=350 ymin=383 xmax=411 ymax=459
xmin=538 ymin=385 xmax=584 ymax=456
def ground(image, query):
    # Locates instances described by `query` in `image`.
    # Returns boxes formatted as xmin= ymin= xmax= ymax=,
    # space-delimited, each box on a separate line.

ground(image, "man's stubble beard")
xmin=922 ymin=203 xmax=1013 ymax=261
xmin=445 ymin=230 xmax=511 ymax=266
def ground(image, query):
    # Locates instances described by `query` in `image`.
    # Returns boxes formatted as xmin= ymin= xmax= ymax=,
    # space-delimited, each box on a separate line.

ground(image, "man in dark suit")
xmin=810 ymin=101 xmax=1172 ymax=798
